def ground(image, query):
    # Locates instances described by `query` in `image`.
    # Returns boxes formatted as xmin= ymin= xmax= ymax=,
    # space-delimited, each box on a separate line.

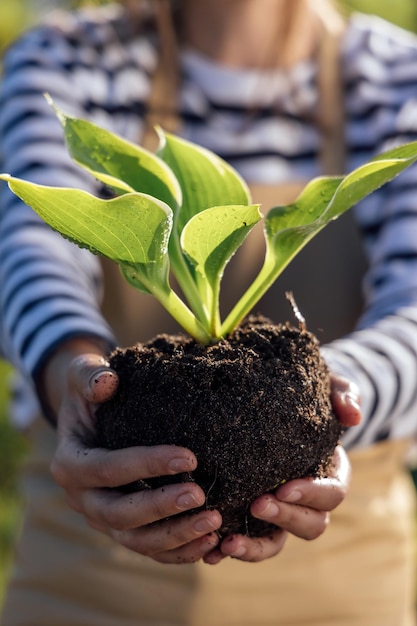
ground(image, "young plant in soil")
xmin=2 ymin=100 xmax=417 ymax=537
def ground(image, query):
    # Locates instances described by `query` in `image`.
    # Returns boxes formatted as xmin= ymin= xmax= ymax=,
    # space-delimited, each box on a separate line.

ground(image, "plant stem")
xmin=156 ymin=287 xmax=213 ymax=344
xmin=169 ymin=235 xmax=211 ymax=330
xmin=220 ymin=261 xmax=278 ymax=337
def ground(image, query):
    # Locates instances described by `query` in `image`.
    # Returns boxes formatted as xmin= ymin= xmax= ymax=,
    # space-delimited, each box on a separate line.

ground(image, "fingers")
xmin=79 ymin=486 xmax=222 ymax=564
xmin=275 ymin=445 xmax=351 ymax=511
xmin=79 ymin=485 xmax=222 ymax=564
xmin=76 ymin=482 xmax=206 ymax=531
xmin=54 ymin=353 xmax=119 ymax=436
xmin=67 ymin=353 xmax=119 ymax=404
xmin=249 ymin=445 xmax=350 ymax=542
xmin=110 ymin=510 xmax=222 ymax=564
xmin=53 ymin=438 xmax=223 ymax=564
xmin=204 ymin=529 xmax=288 ymax=565
xmin=51 ymin=442 xmax=198 ymax=490
xmin=251 ymin=495 xmax=330 ymax=541
xmin=330 ymin=373 xmax=362 ymax=427
xmin=158 ymin=533 xmax=220 ymax=565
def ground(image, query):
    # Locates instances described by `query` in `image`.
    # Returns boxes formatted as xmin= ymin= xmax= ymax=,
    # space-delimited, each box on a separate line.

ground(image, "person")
xmin=0 ymin=0 xmax=416 ymax=624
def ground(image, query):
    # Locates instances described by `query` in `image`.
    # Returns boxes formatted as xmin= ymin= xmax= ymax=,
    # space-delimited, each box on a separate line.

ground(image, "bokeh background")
xmin=1 ymin=0 xmax=417 ymax=609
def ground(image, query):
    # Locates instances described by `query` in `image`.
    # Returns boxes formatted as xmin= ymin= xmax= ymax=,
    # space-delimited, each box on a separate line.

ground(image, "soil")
xmin=94 ymin=315 xmax=342 ymax=538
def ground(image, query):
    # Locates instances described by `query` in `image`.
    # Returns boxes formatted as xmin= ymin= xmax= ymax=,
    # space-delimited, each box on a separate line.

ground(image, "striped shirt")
xmin=1 ymin=4 xmax=417 ymax=446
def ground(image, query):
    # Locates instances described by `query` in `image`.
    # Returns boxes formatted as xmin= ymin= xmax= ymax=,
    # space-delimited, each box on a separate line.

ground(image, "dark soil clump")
xmin=95 ymin=315 xmax=342 ymax=538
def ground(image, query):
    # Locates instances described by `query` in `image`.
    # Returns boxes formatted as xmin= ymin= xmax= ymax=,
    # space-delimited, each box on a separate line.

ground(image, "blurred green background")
xmin=1 ymin=0 xmax=417 ymax=610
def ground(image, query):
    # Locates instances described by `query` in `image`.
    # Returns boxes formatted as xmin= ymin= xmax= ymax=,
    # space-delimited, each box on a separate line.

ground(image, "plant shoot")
xmin=2 ymin=99 xmax=417 ymax=343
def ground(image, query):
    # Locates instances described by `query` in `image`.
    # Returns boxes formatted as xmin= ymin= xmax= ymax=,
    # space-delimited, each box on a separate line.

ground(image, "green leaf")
xmin=47 ymin=96 xmax=181 ymax=208
xmin=157 ymin=130 xmax=251 ymax=232
xmin=0 ymin=174 xmax=172 ymax=272
xmin=0 ymin=173 xmax=212 ymax=343
xmin=181 ymin=204 xmax=262 ymax=335
xmin=221 ymin=141 xmax=417 ymax=335
xmin=265 ymin=152 xmax=417 ymax=272
xmin=156 ymin=130 xmax=253 ymax=323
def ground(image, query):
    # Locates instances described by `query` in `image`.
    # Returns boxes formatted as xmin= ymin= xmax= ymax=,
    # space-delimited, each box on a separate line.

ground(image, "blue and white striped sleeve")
xmin=323 ymin=16 xmax=417 ymax=449
xmin=323 ymin=171 xmax=417 ymax=449
xmin=0 ymin=25 xmax=116 ymax=387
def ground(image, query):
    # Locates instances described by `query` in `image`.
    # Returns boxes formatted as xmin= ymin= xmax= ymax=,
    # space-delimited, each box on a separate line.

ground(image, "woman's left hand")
xmin=203 ymin=373 xmax=361 ymax=565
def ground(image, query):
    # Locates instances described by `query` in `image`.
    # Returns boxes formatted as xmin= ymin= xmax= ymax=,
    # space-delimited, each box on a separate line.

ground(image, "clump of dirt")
xmin=94 ymin=315 xmax=342 ymax=538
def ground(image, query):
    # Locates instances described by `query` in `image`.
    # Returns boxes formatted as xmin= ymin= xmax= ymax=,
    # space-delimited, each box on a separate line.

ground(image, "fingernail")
xmin=193 ymin=516 xmax=217 ymax=533
xmin=85 ymin=369 xmax=118 ymax=402
xmin=260 ymin=500 xmax=280 ymax=518
xmin=202 ymin=532 xmax=220 ymax=548
xmin=230 ymin=546 xmax=246 ymax=558
xmin=168 ymin=457 xmax=195 ymax=473
xmin=177 ymin=491 xmax=204 ymax=510
xmin=90 ymin=370 xmax=116 ymax=390
xmin=344 ymin=391 xmax=361 ymax=410
xmin=281 ymin=490 xmax=302 ymax=503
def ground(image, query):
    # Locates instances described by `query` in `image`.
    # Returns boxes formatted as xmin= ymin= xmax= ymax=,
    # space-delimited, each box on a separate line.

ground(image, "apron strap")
xmin=313 ymin=0 xmax=347 ymax=175
xmin=141 ymin=1 xmax=181 ymax=152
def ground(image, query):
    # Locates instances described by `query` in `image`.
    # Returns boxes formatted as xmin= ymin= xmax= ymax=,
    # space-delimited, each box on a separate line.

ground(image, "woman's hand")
xmin=45 ymin=347 xmax=222 ymax=564
xmin=203 ymin=373 xmax=361 ymax=565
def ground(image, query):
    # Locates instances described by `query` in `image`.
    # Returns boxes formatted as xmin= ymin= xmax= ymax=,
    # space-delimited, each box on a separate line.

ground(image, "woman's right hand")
xmin=44 ymin=347 xmax=222 ymax=564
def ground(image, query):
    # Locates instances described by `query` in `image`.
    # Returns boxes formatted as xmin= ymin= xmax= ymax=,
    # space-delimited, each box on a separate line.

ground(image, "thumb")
xmin=330 ymin=373 xmax=362 ymax=428
xmin=69 ymin=354 xmax=119 ymax=403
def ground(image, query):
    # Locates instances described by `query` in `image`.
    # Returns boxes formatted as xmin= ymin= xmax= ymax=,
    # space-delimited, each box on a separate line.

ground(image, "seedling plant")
xmin=2 ymin=98 xmax=417 ymax=341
